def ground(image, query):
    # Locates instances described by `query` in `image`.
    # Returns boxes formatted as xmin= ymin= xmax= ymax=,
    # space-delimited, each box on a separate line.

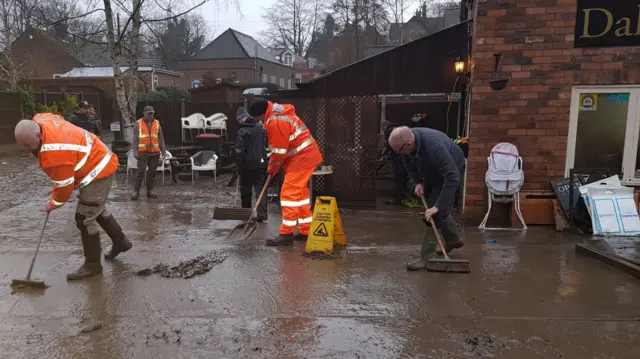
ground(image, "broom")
xmin=213 ymin=177 xmax=252 ymax=220
xmin=419 ymin=196 xmax=470 ymax=274
xmin=11 ymin=213 xmax=50 ymax=289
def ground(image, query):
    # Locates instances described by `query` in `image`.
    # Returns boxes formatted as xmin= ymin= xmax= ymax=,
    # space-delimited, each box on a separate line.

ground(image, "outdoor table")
xmin=167 ymin=145 xmax=202 ymax=156
xmin=168 ymin=155 xmax=193 ymax=183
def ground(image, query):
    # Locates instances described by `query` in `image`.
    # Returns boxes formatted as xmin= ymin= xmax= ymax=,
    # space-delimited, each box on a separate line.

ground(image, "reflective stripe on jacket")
xmin=137 ymin=118 xmax=161 ymax=153
xmin=264 ymin=102 xmax=323 ymax=171
xmin=33 ymin=113 xmax=118 ymax=208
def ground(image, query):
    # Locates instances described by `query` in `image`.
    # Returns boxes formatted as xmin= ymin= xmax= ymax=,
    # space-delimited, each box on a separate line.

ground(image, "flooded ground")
xmin=1 ymin=154 xmax=639 ymax=358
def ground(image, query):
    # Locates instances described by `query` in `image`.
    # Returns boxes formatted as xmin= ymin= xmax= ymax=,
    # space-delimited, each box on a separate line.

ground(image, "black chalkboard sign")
xmin=551 ymin=176 xmax=584 ymax=220
xmin=574 ymin=0 xmax=640 ymax=48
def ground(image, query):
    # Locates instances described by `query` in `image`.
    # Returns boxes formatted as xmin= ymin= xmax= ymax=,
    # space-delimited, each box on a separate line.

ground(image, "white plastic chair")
xmin=204 ymin=113 xmax=228 ymax=138
xmin=157 ymin=150 xmax=173 ymax=186
xmin=181 ymin=113 xmax=205 ymax=142
xmin=126 ymin=150 xmax=139 ymax=184
xmin=190 ymin=150 xmax=218 ymax=185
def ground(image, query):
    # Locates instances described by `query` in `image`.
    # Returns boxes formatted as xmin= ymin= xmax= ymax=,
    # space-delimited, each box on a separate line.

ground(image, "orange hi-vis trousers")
xmin=279 ymin=166 xmax=315 ymax=235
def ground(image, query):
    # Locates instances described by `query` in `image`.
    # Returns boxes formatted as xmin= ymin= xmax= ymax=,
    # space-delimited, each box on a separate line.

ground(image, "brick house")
xmin=267 ymin=47 xmax=325 ymax=82
xmin=466 ymin=0 xmax=640 ymax=223
xmin=179 ymin=29 xmax=295 ymax=90
xmin=3 ymin=26 xmax=176 ymax=92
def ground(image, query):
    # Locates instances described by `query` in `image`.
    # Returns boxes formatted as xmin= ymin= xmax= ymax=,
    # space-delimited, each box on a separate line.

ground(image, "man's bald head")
xmin=388 ymin=126 xmax=416 ymax=154
xmin=14 ymin=119 xmax=42 ymax=152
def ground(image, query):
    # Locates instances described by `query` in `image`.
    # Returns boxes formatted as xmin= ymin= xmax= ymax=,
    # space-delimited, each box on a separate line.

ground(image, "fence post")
xmin=180 ymin=99 xmax=186 ymax=143
xmin=43 ymin=90 xmax=47 ymax=105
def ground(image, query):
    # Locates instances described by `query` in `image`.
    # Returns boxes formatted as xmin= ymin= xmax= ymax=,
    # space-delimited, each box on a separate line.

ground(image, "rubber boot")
xmin=67 ymin=233 xmax=103 ymax=280
xmin=266 ymin=233 xmax=294 ymax=246
xmin=406 ymin=228 xmax=437 ymax=271
xmin=97 ymin=215 xmax=132 ymax=260
xmin=131 ymin=191 xmax=140 ymax=201
xmin=436 ymin=215 xmax=464 ymax=256
xmin=294 ymin=233 xmax=308 ymax=241
xmin=147 ymin=191 xmax=158 ymax=199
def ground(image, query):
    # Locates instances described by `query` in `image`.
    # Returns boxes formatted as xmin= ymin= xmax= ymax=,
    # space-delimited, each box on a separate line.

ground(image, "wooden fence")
xmin=0 ymin=92 xmax=24 ymax=146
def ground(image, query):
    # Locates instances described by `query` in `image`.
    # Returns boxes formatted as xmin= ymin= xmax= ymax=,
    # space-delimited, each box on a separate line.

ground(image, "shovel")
xmin=11 ymin=213 xmax=50 ymax=289
xmin=226 ymin=174 xmax=273 ymax=241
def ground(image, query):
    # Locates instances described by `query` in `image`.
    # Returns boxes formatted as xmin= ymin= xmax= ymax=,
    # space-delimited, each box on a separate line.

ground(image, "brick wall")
xmin=466 ymin=0 xmax=640 ymax=223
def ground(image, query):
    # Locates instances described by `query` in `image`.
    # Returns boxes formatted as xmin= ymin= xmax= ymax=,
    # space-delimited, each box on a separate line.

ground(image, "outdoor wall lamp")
xmin=454 ymin=57 xmax=465 ymax=74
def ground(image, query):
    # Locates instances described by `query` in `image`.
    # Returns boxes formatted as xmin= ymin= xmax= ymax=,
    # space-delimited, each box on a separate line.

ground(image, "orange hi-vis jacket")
xmin=264 ymin=101 xmax=323 ymax=173
xmin=137 ymin=118 xmax=161 ymax=153
xmin=33 ymin=113 xmax=118 ymax=208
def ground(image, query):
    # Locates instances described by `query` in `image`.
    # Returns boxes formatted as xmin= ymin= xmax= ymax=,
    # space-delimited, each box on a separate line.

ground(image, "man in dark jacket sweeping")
xmin=388 ymin=126 xmax=465 ymax=270
xmin=235 ymin=107 xmax=268 ymax=221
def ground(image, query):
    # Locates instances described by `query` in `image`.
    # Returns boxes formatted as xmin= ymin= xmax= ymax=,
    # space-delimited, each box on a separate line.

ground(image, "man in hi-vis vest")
xmin=131 ymin=105 xmax=167 ymax=200
xmin=14 ymin=114 xmax=132 ymax=280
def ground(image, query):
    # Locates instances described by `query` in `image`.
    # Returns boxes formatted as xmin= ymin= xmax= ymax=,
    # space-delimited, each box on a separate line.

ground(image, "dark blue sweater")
xmin=401 ymin=127 xmax=465 ymax=211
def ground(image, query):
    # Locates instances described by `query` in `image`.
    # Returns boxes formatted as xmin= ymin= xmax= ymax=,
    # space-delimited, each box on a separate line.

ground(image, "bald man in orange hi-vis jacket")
xmin=248 ymin=98 xmax=323 ymax=246
xmin=14 ymin=114 xmax=132 ymax=280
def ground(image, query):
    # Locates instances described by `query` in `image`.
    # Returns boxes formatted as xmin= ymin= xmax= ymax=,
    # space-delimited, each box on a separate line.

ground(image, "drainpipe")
xmin=151 ymin=69 xmax=156 ymax=91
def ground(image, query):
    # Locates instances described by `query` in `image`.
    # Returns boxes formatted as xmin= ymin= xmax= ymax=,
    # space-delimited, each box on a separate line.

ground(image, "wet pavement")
xmin=1 ymin=154 xmax=640 ymax=358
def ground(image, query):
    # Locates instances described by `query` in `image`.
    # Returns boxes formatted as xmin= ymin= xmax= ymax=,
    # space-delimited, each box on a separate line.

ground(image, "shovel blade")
xmin=225 ymin=221 xmax=258 ymax=241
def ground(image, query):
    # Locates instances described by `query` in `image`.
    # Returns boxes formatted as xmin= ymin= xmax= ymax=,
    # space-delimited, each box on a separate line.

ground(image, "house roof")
xmin=21 ymin=27 xmax=165 ymax=68
xmin=269 ymin=47 xmax=291 ymax=57
xmin=191 ymin=28 xmax=280 ymax=64
xmin=56 ymin=66 xmax=182 ymax=78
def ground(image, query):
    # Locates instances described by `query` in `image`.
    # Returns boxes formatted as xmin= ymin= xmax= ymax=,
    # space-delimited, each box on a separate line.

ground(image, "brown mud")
xmin=136 ymin=251 xmax=227 ymax=278
xmin=1 ymin=155 xmax=640 ymax=358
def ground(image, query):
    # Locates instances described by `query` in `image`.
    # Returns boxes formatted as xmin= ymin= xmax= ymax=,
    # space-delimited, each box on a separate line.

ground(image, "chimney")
xmin=421 ymin=2 xmax=427 ymax=19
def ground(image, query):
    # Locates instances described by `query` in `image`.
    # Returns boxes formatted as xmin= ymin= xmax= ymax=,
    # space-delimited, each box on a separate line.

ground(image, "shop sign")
xmin=574 ymin=0 xmax=640 ymax=48
xmin=579 ymin=94 xmax=597 ymax=111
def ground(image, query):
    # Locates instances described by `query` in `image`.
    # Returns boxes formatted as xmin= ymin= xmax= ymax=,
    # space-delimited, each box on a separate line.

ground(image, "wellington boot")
xmin=436 ymin=215 xmax=464 ymax=256
xmin=406 ymin=228 xmax=436 ymax=271
xmin=67 ymin=233 xmax=103 ymax=280
xmin=294 ymin=233 xmax=308 ymax=241
xmin=147 ymin=191 xmax=158 ymax=199
xmin=97 ymin=215 xmax=132 ymax=260
xmin=266 ymin=234 xmax=294 ymax=246
xmin=131 ymin=192 xmax=140 ymax=201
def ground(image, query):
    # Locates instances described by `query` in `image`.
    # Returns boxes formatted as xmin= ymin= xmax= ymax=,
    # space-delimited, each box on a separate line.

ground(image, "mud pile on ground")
xmin=136 ymin=251 xmax=227 ymax=278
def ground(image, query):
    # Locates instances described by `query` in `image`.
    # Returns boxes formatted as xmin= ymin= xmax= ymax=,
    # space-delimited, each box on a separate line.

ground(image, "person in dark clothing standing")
xmin=388 ymin=126 xmax=465 ymax=271
xmin=235 ymin=107 xmax=268 ymax=221
xmin=381 ymin=121 xmax=408 ymax=205
xmin=69 ymin=101 xmax=102 ymax=136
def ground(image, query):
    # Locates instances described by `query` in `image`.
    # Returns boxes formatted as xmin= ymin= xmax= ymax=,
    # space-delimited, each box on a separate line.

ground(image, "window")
xmin=294 ymin=73 xmax=302 ymax=80
xmin=288 ymin=79 xmax=292 ymax=89
xmin=279 ymin=78 xmax=285 ymax=87
xmin=262 ymin=74 xmax=268 ymax=83
xmin=283 ymin=52 xmax=293 ymax=66
xmin=191 ymin=79 xmax=201 ymax=88
xmin=566 ymin=86 xmax=640 ymax=184
xmin=270 ymin=76 xmax=276 ymax=84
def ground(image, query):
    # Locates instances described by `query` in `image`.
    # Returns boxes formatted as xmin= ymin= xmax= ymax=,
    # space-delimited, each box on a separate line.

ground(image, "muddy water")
xmin=1 ymin=155 xmax=640 ymax=358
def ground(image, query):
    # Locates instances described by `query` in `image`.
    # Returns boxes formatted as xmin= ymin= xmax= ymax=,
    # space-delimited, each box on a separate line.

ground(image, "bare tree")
xmin=101 ymin=0 xmax=222 ymax=141
xmin=261 ymin=0 xmax=325 ymax=57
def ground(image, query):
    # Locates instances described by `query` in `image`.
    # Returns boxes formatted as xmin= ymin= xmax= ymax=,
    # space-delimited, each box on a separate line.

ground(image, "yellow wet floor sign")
xmin=305 ymin=196 xmax=347 ymax=254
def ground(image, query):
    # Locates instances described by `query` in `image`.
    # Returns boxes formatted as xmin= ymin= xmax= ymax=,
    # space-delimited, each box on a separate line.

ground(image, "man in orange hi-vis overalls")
xmin=248 ymin=98 xmax=323 ymax=246
xmin=14 ymin=114 xmax=132 ymax=280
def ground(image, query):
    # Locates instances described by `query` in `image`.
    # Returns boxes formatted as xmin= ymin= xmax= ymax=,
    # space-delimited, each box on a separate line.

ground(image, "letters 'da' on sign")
xmin=574 ymin=0 xmax=640 ymax=48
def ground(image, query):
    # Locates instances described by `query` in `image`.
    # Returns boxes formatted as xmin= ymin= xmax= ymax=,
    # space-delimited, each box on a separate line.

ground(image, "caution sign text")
xmin=305 ymin=196 xmax=347 ymax=254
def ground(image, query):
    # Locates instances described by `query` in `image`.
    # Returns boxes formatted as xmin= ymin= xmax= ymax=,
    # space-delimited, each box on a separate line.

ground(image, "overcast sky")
xmin=199 ymin=0 xmax=423 ymax=42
